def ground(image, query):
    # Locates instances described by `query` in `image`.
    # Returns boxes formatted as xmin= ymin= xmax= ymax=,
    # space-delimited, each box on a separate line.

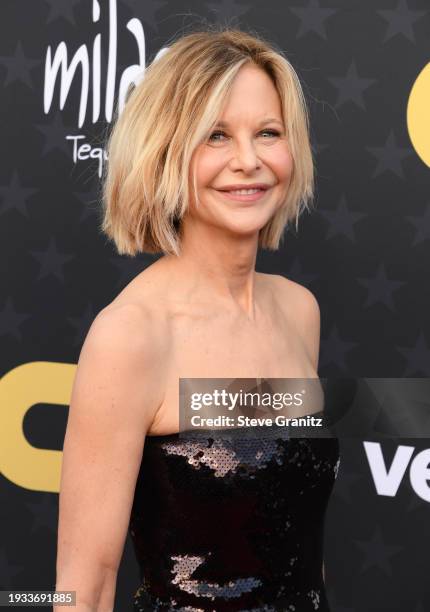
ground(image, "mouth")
xmin=214 ymin=187 xmax=270 ymax=203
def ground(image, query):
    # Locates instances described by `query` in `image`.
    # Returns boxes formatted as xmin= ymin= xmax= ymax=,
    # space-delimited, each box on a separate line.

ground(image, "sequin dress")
xmin=129 ymin=416 xmax=340 ymax=611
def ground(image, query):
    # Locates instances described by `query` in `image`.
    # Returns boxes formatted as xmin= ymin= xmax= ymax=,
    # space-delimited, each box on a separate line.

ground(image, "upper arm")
xmin=56 ymin=304 xmax=165 ymax=600
xmin=277 ymin=275 xmax=321 ymax=371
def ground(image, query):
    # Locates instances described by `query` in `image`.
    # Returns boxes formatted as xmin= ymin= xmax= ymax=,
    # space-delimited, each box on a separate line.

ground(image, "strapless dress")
xmin=129 ymin=414 xmax=340 ymax=611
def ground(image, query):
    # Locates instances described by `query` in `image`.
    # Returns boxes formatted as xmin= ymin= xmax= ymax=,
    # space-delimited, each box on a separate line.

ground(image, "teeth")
xmin=229 ymin=188 xmax=262 ymax=195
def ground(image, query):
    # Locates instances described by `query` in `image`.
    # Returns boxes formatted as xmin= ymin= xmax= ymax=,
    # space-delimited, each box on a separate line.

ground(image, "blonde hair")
xmin=100 ymin=26 xmax=315 ymax=256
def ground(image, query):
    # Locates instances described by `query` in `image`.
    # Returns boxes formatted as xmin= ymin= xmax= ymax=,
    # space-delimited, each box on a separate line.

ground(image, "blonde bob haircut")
xmin=100 ymin=26 xmax=315 ymax=256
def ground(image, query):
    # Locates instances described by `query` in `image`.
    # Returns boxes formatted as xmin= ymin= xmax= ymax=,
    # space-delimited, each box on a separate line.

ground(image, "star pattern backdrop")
xmin=0 ymin=0 xmax=429 ymax=610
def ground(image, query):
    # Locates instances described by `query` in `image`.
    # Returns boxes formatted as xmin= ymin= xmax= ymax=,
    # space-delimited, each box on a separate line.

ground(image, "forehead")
xmin=217 ymin=64 xmax=282 ymax=124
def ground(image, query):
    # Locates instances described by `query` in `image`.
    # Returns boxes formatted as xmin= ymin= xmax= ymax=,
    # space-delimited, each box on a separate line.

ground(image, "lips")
xmin=216 ymin=183 xmax=271 ymax=192
xmin=222 ymin=188 xmax=263 ymax=194
xmin=214 ymin=187 xmax=270 ymax=203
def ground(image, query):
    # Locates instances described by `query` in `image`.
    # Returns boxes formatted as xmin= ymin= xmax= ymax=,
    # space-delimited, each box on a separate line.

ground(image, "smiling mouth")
xmin=214 ymin=187 xmax=271 ymax=202
xmin=219 ymin=188 xmax=265 ymax=195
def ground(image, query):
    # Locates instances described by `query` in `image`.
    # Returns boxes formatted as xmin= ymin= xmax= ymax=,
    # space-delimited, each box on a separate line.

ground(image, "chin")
xmin=216 ymin=218 xmax=271 ymax=238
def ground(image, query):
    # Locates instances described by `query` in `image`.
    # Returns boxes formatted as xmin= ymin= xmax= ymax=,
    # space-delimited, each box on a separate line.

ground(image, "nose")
xmin=228 ymin=138 xmax=262 ymax=172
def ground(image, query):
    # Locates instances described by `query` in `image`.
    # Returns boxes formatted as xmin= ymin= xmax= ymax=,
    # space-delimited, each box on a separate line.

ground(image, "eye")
xmin=209 ymin=130 xmax=280 ymax=142
xmin=208 ymin=129 xmax=281 ymax=142
xmin=208 ymin=130 xmax=227 ymax=142
xmin=260 ymin=129 xmax=281 ymax=138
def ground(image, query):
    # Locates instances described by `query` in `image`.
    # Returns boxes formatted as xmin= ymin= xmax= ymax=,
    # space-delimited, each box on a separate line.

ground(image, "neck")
xmin=163 ymin=215 xmax=260 ymax=320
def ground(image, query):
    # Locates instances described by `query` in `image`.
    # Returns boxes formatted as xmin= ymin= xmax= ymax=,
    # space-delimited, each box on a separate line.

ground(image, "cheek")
xmin=195 ymin=151 xmax=225 ymax=187
xmin=272 ymin=147 xmax=293 ymax=183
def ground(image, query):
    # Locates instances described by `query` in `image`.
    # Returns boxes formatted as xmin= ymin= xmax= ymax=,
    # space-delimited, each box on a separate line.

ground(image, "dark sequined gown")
xmin=129 ymin=416 xmax=340 ymax=611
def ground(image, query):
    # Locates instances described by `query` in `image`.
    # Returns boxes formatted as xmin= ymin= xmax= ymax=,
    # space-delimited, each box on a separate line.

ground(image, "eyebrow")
xmin=214 ymin=117 xmax=284 ymax=128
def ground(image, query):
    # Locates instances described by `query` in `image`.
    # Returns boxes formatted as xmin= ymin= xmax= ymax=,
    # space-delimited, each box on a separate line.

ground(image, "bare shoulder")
xmin=261 ymin=272 xmax=321 ymax=369
xmin=74 ymin=299 xmax=168 ymax=433
xmin=94 ymin=258 xmax=171 ymax=354
xmin=88 ymin=300 xmax=165 ymax=362
xmin=263 ymin=272 xmax=320 ymax=315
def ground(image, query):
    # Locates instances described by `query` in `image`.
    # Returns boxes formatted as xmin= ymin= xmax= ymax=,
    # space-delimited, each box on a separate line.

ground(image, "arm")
xmin=55 ymin=304 xmax=165 ymax=611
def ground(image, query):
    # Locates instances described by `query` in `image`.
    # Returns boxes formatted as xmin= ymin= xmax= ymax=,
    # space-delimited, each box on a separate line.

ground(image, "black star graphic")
xmin=377 ymin=0 xmax=426 ymax=44
xmin=29 ymin=237 xmax=75 ymax=283
xmin=289 ymin=0 xmax=338 ymax=40
xmin=354 ymin=526 xmax=403 ymax=576
xmin=43 ymin=0 xmax=81 ymax=25
xmin=0 ymin=171 xmax=38 ymax=218
xmin=367 ymin=130 xmax=413 ymax=179
xmin=0 ymin=41 xmax=40 ymax=88
xmin=35 ymin=111 xmax=74 ymax=157
xmin=0 ymin=297 xmax=31 ymax=342
xmin=398 ymin=332 xmax=430 ymax=376
xmin=319 ymin=195 xmax=366 ymax=242
xmin=319 ymin=326 xmax=357 ymax=371
xmin=357 ymin=263 xmax=405 ymax=311
xmin=405 ymin=203 xmax=430 ymax=246
xmin=328 ymin=61 xmax=377 ymax=111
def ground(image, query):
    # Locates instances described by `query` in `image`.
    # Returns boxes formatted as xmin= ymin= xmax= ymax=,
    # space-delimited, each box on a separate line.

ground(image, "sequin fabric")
xmin=129 ymin=419 xmax=340 ymax=611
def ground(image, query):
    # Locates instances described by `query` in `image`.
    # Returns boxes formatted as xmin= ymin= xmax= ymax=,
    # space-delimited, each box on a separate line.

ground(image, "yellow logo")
xmin=0 ymin=362 xmax=75 ymax=492
xmin=407 ymin=62 xmax=430 ymax=167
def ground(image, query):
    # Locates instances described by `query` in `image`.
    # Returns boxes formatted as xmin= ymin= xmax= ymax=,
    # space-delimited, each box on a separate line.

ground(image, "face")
xmin=187 ymin=64 xmax=293 ymax=238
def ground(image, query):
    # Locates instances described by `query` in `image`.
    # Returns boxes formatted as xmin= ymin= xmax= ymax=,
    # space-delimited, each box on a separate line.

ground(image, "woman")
xmin=55 ymin=27 xmax=339 ymax=611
